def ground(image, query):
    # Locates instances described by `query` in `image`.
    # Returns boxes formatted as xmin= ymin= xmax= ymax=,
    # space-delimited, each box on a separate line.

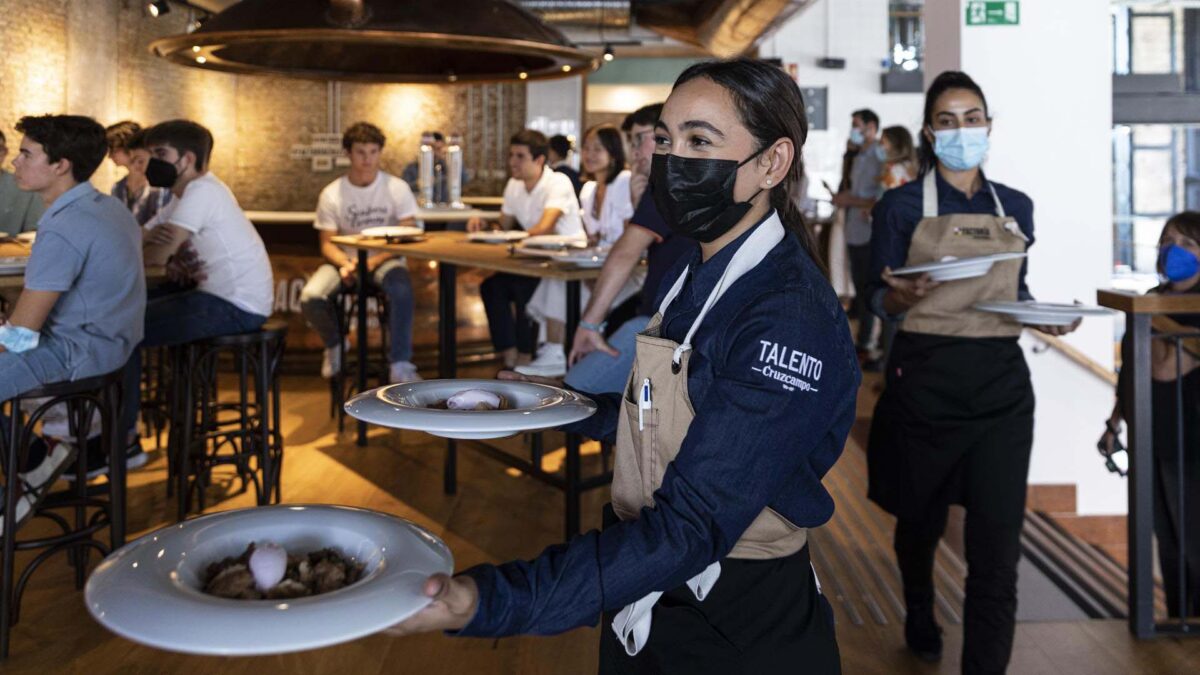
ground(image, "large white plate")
xmin=521 ymin=234 xmax=589 ymax=250
xmin=974 ymin=300 xmax=1114 ymax=326
xmin=892 ymin=252 xmax=1027 ymax=282
xmin=15 ymin=231 xmax=36 ymax=244
xmin=0 ymin=256 xmax=27 ymax=275
xmin=467 ymin=230 xmax=529 ymax=244
xmin=359 ymin=226 xmax=424 ymax=239
xmin=85 ymin=504 xmax=452 ymax=656
xmin=345 ymin=379 xmax=597 ymax=440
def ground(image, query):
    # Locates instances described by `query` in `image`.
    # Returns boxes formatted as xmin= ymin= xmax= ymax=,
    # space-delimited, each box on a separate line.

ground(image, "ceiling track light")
xmin=147 ymin=1 xmax=171 ymax=18
xmin=603 ymin=44 xmax=614 ymax=62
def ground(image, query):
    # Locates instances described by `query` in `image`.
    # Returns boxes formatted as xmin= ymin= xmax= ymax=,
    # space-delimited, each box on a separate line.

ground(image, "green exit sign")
xmin=966 ymin=1 xmax=1019 ymax=26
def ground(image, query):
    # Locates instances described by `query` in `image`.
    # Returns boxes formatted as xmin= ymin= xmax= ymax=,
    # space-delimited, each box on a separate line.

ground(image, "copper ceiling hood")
xmin=150 ymin=0 xmax=598 ymax=83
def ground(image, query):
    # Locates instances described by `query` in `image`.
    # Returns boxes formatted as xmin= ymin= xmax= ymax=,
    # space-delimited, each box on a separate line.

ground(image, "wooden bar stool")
xmin=0 ymin=369 xmax=125 ymax=659
xmin=174 ymin=321 xmax=287 ymax=521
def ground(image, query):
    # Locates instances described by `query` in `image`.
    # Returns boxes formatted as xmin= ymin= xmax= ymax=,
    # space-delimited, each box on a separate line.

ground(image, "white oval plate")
xmin=467 ymin=230 xmax=529 ymax=244
xmin=892 ymin=252 xmax=1027 ymax=282
xmin=345 ymin=379 xmax=597 ymax=440
xmin=15 ymin=231 xmax=36 ymax=244
xmin=85 ymin=504 xmax=452 ymax=656
xmin=521 ymin=234 xmax=589 ymax=250
xmin=359 ymin=226 xmax=424 ymax=239
xmin=0 ymin=256 xmax=28 ymax=275
xmin=974 ymin=300 xmax=1113 ymax=326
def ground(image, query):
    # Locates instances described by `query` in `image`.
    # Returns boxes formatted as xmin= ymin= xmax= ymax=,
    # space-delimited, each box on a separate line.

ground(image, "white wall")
xmin=925 ymin=0 xmax=1121 ymax=514
xmin=526 ymin=76 xmax=584 ymax=143
xmin=762 ymin=0 xmax=925 ymax=198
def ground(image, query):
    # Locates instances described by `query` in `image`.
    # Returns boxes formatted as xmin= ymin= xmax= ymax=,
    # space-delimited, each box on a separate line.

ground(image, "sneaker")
xmin=513 ymin=343 xmax=567 ymax=378
xmin=320 ymin=345 xmax=343 ymax=379
xmin=904 ymin=605 xmax=943 ymax=662
xmin=389 ymin=360 xmax=423 ymax=384
xmin=1 ymin=440 xmax=78 ymax=536
xmin=61 ymin=438 xmax=145 ymax=482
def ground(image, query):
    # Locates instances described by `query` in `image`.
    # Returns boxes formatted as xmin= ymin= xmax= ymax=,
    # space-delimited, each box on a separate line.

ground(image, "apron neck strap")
xmin=922 ymin=169 xmax=1007 ymax=219
xmin=658 ymin=211 xmax=787 ymax=369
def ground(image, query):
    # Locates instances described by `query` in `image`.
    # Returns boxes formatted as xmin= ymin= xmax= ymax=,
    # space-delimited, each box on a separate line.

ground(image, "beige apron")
xmin=900 ymin=171 xmax=1027 ymax=338
xmin=609 ymin=213 xmax=812 ymax=655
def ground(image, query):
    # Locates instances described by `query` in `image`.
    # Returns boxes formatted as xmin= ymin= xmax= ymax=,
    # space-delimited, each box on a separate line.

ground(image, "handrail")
xmin=1031 ymin=332 xmax=1117 ymax=386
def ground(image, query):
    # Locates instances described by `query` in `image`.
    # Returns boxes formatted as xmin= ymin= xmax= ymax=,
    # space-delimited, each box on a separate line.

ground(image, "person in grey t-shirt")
xmin=1 ymin=115 xmax=145 ymax=400
xmin=832 ymin=108 xmax=883 ymax=359
xmin=1 ymin=115 xmax=145 ymax=528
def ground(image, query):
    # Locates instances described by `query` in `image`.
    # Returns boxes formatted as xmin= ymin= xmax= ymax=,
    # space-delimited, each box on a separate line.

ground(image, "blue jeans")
xmin=299 ymin=260 xmax=414 ymax=363
xmin=562 ymin=315 xmax=649 ymax=396
xmin=120 ymin=290 xmax=268 ymax=438
xmin=0 ymin=336 xmax=73 ymax=403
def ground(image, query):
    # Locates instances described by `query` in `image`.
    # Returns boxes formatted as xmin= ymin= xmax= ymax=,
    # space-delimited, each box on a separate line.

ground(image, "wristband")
xmin=0 ymin=325 xmax=41 ymax=353
xmin=579 ymin=319 xmax=607 ymax=333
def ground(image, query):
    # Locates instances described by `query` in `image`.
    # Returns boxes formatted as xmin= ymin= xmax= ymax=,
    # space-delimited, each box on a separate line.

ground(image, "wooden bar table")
xmin=333 ymin=231 xmax=607 ymax=538
xmin=1 ymin=240 xmax=166 ymax=295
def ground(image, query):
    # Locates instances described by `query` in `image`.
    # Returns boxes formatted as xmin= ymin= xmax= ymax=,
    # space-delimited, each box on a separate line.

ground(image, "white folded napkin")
xmin=611 ymin=561 xmax=722 ymax=656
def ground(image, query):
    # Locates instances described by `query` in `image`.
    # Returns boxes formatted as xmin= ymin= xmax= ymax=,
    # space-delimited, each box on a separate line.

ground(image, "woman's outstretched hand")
xmin=381 ymin=574 xmax=479 ymax=636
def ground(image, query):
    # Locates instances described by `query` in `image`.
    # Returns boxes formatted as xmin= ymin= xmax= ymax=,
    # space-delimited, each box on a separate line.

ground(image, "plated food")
xmin=345 ymin=379 xmax=597 ymax=440
xmin=203 ymin=542 xmax=365 ymax=600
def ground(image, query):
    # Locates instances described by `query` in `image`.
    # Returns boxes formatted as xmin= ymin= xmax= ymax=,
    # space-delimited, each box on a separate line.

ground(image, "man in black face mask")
xmin=115 ymin=119 xmax=274 ymax=472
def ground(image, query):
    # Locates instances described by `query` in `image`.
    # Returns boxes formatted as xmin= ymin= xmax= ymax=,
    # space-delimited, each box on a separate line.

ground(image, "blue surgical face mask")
xmin=1159 ymin=244 xmax=1200 ymax=283
xmin=849 ymin=128 xmax=865 ymax=146
xmin=874 ymin=144 xmax=888 ymax=162
xmin=933 ymin=127 xmax=990 ymax=171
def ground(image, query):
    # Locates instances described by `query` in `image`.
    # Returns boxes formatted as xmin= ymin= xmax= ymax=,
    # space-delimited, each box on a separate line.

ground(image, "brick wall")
xmin=0 ymin=1 xmax=525 ymax=209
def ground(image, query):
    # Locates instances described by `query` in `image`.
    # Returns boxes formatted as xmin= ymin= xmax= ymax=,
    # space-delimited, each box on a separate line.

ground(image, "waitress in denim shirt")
xmin=385 ymin=59 xmax=859 ymax=673
xmin=864 ymin=72 xmax=1078 ymax=673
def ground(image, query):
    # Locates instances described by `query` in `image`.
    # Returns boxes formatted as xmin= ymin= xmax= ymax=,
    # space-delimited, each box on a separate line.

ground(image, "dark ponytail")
xmin=673 ymin=58 xmax=826 ymax=275
xmin=918 ymin=71 xmax=990 ymax=176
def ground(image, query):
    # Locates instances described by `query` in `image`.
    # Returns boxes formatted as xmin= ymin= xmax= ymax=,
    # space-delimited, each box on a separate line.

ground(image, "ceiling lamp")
xmin=147 ymin=1 xmax=171 ymax=18
xmin=149 ymin=0 xmax=596 ymax=83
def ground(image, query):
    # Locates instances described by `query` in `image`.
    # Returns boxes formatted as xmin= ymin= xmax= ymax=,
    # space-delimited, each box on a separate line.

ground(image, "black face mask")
xmin=145 ymin=157 xmax=179 ymax=189
xmin=649 ymin=150 xmax=764 ymax=243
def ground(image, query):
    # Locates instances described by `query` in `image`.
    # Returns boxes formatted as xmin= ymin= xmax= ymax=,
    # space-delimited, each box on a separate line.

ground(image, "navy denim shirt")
xmin=866 ymin=171 xmax=1036 ymax=319
xmin=457 ymin=215 xmax=860 ymax=638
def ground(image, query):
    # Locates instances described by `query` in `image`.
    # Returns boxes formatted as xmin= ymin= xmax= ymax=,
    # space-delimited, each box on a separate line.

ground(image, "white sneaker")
xmin=2 ymin=441 xmax=78 ymax=536
xmin=514 ymin=344 xmax=567 ymax=378
xmin=389 ymin=361 xmax=423 ymax=384
xmin=321 ymin=346 xmax=342 ymax=379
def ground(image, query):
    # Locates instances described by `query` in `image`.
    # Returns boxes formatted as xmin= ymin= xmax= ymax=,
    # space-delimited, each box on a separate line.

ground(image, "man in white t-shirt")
xmin=466 ymin=129 xmax=582 ymax=369
xmin=299 ymin=122 xmax=421 ymax=383
xmin=120 ymin=119 xmax=274 ymax=452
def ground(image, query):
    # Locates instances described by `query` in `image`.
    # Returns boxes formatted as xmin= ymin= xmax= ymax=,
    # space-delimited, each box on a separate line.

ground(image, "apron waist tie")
xmin=611 ymin=561 xmax=722 ymax=656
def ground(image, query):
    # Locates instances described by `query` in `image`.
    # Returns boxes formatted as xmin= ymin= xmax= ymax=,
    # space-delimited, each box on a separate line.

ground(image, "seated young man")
xmin=119 ymin=119 xmax=274 ymax=458
xmin=1 ymin=114 xmax=145 ymax=533
xmin=467 ymin=130 xmax=583 ymax=369
xmin=300 ymin=122 xmax=422 ymax=384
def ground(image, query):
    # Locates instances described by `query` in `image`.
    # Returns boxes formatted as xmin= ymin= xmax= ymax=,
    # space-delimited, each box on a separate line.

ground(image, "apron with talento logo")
xmin=899 ymin=170 xmax=1027 ymax=338
xmin=606 ymin=212 xmax=816 ymax=658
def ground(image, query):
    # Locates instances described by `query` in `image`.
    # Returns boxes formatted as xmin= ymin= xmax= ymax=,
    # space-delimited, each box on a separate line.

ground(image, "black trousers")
xmin=869 ymin=333 xmax=1034 ymax=675
xmin=846 ymin=243 xmax=876 ymax=351
xmin=479 ymin=272 xmax=540 ymax=354
xmin=597 ymin=510 xmax=840 ymax=674
xmin=1151 ymin=376 xmax=1200 ymax=619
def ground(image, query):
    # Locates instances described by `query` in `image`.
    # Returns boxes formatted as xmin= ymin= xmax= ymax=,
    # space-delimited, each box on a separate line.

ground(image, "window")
xmin=1112 ymin=124 xmax=1200 ymax=273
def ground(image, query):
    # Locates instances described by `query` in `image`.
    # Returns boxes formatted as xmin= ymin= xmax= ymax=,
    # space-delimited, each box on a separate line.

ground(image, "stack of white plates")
xmin=0 ymin=256 xmax=28 ymax=275
xmin=85 ymin=504 xmax=453 ymax=656
xmin=345 ymin=379 xmax=596 ymax=440
xmin=467 ymin=230 xmax=529 ymax=244
xmin=359 ymin=225 xmax=424 ymax=240
xmin=891 ymin=252 xmax=1028 ymax=282
xmin=973 ymin=301 xmax=1113 ymax=326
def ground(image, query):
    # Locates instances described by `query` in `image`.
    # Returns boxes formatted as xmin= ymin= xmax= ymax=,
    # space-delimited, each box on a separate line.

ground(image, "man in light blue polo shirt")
xmin=0 ymin=115 xmax=145 ymax=533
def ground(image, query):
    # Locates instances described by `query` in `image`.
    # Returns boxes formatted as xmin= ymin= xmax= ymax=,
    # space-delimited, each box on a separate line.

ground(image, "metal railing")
xmin=1098 ymin=289 xmax=1200 ymax=637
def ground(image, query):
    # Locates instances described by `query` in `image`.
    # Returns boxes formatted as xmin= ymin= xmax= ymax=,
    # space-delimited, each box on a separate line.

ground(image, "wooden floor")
xmin=4 ymin=371 xmax=1200 ymax=674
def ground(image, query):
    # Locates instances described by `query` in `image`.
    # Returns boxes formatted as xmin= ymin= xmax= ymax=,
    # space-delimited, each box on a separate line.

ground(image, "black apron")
xmin=597 ymin=506 xmax=841 ymax=675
